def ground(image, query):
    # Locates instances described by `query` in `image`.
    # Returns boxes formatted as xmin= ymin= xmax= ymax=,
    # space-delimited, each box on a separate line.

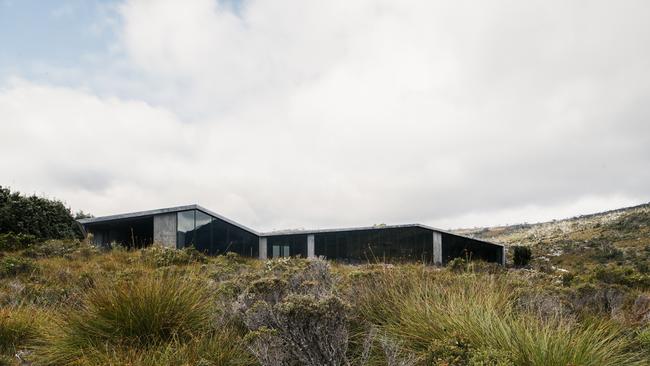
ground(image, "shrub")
xmin=0 ymin=186 xmax=81 ymax=240
xmin=591 ymin=265 xmax=650 ymax=288
xmin=0 ymin=256 xmax=36 ymax=278
xmin=140 ymin=245 xmax=207 ymax=267
xmin=39 ymin=274 xmax=214 ymax=364
xmin=0 ymin=232 xmax=37 ymax=251
xmin=22 ymin=239 xmax=81 ymax=259
xmin=447 ymin=257 xmax=468 ymax=272
xmin=245 ymin=295 xmax=350 ymax=366
xmin=238 ymin=259 xmax=350 ymax=366
xmin=512 ymin=246 xmax=532 ymax=266
xmin=592 ymin=243 xmax=625 ymax=263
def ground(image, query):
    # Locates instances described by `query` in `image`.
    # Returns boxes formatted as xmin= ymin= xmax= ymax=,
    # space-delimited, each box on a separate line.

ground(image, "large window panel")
xmin=211 ymin=219 xmax=229 ymax=255
xmin=176 ymin=210 xmax=195 ymax=249
xmin=267 ymin=235 xmax=307 ymax=258
xmin=194 ymin=211 xmax=212 ymax=252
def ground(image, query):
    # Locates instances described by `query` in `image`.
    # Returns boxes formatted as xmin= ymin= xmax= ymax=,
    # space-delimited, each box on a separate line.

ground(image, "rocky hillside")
xmin=457 ymin=202 xmax=650 ymax=271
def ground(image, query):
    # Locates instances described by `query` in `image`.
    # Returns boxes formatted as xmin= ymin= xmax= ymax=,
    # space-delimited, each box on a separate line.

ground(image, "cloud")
xmin=1 ymin=0 xmax=650 ymax=230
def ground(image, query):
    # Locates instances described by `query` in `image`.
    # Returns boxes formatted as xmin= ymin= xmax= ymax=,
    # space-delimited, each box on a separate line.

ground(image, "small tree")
xmin=512 ymin=246 xmax=532 ymax=266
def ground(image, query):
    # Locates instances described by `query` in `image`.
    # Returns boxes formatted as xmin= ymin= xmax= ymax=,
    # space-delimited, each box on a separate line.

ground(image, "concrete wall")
xmin=433 ymin=231 xmax=442 ymax=265
xmin=307 ymin=234 xmax=315 ymax=259
xmin=259 ymin=237 xmax=268 ymax=259
xmin=153 ymin=213 xmax=177 ymax=249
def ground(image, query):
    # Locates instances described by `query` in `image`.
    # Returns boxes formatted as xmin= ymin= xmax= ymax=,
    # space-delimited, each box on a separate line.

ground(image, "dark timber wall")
xmin=441 ymin=232 xmax=503 ymax=264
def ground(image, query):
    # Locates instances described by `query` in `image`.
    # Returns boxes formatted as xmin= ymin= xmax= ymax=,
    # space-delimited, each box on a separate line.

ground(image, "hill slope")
xmin=456 ymin=202 xmax=650 ymax=271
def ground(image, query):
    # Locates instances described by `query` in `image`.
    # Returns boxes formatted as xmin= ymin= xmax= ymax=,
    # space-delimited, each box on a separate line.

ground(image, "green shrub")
xmin=0 ymin=256 xmax=36 ymax=278
xmin=592 ymin=243 xmax=625 ymax=263
xmin=0 ymin=232 xmax=37 ymax=251
xmin=512 ymin=246 xmax=532 ymax=266
xmin=447 ymin=257 xmax=468 ymax=272
xmin=0 ymin=186 xmax=81 ymax=240
xmin=591 ymin=265 xmax=650 ymax=288
xmin=22 ymin=239 xmax=81 ymax=259
xmin=140 ymin=245 xmax=207 ymax=267
xmin=39 ymin=274 xmax=214 ymax=364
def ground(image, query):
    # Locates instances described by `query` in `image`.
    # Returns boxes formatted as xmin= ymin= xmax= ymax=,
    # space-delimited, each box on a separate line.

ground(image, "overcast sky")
xmin=1 ymin=0 xmax=649 ymax=231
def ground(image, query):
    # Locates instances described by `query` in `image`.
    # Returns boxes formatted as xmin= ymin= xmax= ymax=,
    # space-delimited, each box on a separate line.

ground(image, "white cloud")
xmin=1 ymin=0 xmax=650 ymax=230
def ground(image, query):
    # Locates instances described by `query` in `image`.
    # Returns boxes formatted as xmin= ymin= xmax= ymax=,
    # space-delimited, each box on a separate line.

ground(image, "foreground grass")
xmin=0 ymin=241 xmax=646 ymax=365
xmin=352 ymin=268 xmax=643 ymax=365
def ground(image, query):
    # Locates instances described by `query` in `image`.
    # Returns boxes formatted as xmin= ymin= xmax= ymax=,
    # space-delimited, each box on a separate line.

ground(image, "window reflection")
xmin=267 ymin=235 xmax=307 ymax=258
xmin=176 ymin=210 xmax=195 ymax=249
xmin=176 ymin=209 xmax=258 ymax=257
xmin=194 ymin=211 xmax=212 ymax=252
xmin=314 ymin=227 xmax=433 ymax=263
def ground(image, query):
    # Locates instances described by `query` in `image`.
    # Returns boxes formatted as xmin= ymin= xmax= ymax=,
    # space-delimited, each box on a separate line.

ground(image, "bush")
xmin=591 ymin=265 xmax=650 ymax=288
xmin=0 ymin=256 xmax=36 ymax=278
xmin=512 ymin=246 xmax=532 ymax=266
xmin=39 ymin=274 xmax=214 ymax=364
xmin=22 ymin=239 xmax=81 ymax=259
xmin=0 ymin=186 xmax=81 ymax=240
xmin=238 ymin=259 xmax=350 ymax=366
xmin=140 ymin=245 xmax=207 ymax=267
xmin=447 ymin=257 xmax=468 ymax=272
xmin=0 ymin=232 xmax=37 ymax=251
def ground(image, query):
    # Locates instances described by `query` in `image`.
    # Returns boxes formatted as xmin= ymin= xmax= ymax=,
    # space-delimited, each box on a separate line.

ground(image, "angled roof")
xmin=78 ymin=204 xmax=502 ymax=247
xmin=77 ymin=204 xmax=260 ymax=235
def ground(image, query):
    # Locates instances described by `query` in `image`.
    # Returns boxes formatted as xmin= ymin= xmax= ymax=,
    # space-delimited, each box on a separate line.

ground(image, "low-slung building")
xmin=78 ymin=204 xmax=505 ymax=265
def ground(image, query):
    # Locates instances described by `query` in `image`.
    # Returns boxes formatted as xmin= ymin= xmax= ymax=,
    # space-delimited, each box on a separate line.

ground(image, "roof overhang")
xmin=77 ymin=204 xmax=260 ymax=236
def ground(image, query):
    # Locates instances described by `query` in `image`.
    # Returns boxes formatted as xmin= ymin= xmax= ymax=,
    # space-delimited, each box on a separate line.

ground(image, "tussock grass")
xmin=46 ymin=327 xmax=255 ymax=366
xmin=0 ymin=306 xmax=46 ymax=355
xmin=38 ymin=273 xmax=215 ymax=365
xmin=353 ymin=268 xmax=643 ymax=365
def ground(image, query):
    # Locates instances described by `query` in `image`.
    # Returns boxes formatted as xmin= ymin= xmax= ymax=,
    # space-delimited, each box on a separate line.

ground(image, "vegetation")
xmin=512 ymin=246 xmax=532 ymax=266
xmin=0 ymin=194 xmax=649 ymax=364
xmin=0 ymin=238 xmax=644 ymax=365
xmin=0 ymin=187 xmax=81 ymax=240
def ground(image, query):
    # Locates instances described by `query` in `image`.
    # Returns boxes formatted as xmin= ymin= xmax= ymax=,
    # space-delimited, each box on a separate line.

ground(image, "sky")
xmin=1 ymin=0 xmax=649 ymax=231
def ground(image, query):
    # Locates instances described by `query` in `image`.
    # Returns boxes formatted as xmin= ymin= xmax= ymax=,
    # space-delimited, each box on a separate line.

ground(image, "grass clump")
xmin=353 ymin=268 xmax=642 ymax=365
xmin=0 ymin=306 xmax=44 ymax=356
xmin=39 ymin=273 xmax=214 ymax=364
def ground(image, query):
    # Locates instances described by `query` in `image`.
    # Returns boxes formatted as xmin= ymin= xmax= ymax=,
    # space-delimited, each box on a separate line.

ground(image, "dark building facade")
xmin=79 ymin=204 xmax=505 ymax=265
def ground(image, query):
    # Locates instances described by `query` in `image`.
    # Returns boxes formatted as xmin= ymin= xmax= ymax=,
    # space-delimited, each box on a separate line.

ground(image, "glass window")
xmin=211 ymin=218 xmax=229 ymax=255
xmin=273 ymin=245 xmax=280 ymax=258
xmin=177 ymin=210 xmax=195 ymax=249
xmin=194 ymin=211 xmax=212 ymax=252
xmin=267 ymin=235 xmax=307 ymax=258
